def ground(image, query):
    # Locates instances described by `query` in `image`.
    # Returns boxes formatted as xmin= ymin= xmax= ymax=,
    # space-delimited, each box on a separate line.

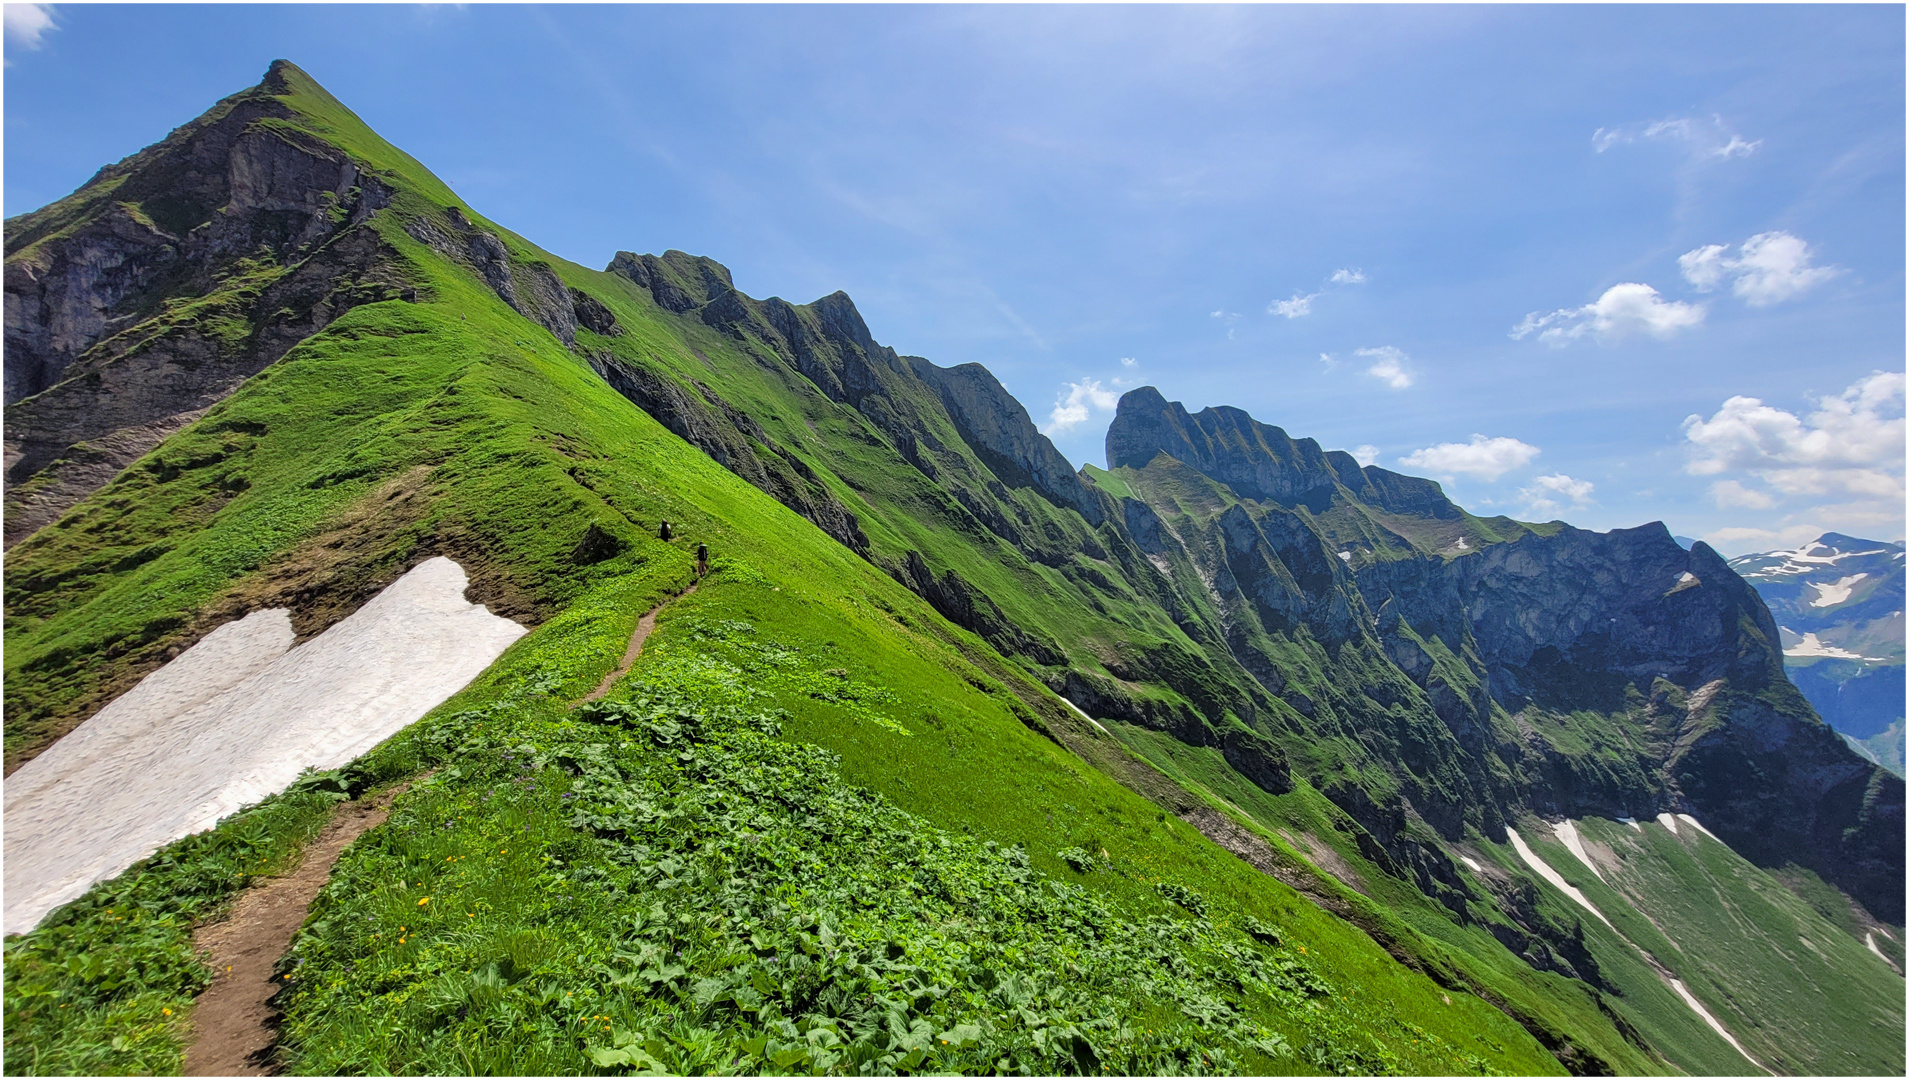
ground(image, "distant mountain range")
xmin=3 ymin=61 xmax=1900 ymax=1075
xmin=1730 ymin=534 xmax=1906 ymax=775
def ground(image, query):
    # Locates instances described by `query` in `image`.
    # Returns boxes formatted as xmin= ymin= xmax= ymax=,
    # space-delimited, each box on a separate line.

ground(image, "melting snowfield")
xmin=1503 ymin=826 xmax=1612 ymax=929
xmin=1061 ymin=697 xmax=1111 ymax=735
xmin=1550 ymin=819 xmax=1605 ymax=881
xmin=1668 ymin=977 xmax=1769 ymax=1073
xmin=4 ymin=558 xmax=526 ymax=935
xmin=1783 ymin=630 xmax=1880 ymax=661
xmin=1510 ymin=819 xmax=1770 ymax=1072
xmin=1810 ymin=573 xmax=1868 ymax=608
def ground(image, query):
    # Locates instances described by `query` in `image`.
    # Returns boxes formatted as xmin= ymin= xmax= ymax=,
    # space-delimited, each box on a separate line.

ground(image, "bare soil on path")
xmin=181 ymin=580 xmax=695 ymax=1074
xmin=182 ymin=785 xmax=406 ymax=1076
xmin=584 ymin=584 xmax=697 ymax=702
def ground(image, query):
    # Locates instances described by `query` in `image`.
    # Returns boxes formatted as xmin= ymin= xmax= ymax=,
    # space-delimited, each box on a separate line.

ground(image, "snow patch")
xmin=1668 ymin=977 xmax=1768 ymax=1072
xmin=1551 ymin=819 xmax=1605 ymax=881
xmin=1061 ymin=697 xmax=1111 ymax=735
xmin=1675 ymin=813 xmax=1723 ymax=844
xmin=1664 ymin=571 xmax=1700 ymax=596
xmin=3 ymin=558 xmax=527 ymax=935
xmin=1866 ymin=932 xmax=1888 ymax=961
xmin=1783 ymin=632 xmax=1877 ymax=660
xmin=1504 ymin=827 xmax=1612 ymax=928
xmin=1809 ymin=573 xmax=1867 ymax=607
xmin=1336 ymin=550 xmax=1352 ymax=563
xmin=1656 ymin=812 xmax=1680 ymax=835
xmin=1617 ymin=816 xmax=1641 ymax=831
xmin=1460 ymin=856 xmax=1482 ymax=873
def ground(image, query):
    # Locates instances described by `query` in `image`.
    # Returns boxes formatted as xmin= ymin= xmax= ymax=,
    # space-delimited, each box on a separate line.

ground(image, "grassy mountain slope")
xmin=4 ymin=62 xmax=1561 ymax=1075
xmin=5 ymin=61 xmax=1899 ymax=1076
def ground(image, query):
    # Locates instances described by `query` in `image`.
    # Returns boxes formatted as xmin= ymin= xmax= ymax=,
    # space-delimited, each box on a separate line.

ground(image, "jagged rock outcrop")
xmin=402 ymin=207 xmax=577 ymax=346
xmin=1103 ymin=385 xmax=1905 ymax=924
xmin=587 ymin=351 xmax=869 ymax=554
xmin=905 ymin=357 xmax=1108 ymax=525
xmin=1107 ymin=385 xmax=1458 ymax=519
xmin=3 ymin=62 xmax=412 ymax=547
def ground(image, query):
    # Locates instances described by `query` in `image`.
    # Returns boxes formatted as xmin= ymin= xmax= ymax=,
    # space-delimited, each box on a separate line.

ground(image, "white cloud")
xmin=1682 ymin=372 xmax=1904 ymax=508
xmin=1399 ymin=435 xmax=1540 ymax=482
xmin=1269 ymin=291 xmax=1319 ymax=319
xmin=1594 ymin=114 xmax=1759 ymax=160
xmin=1355 ymin=346 xmax=1413 ymax=389
xmin=5 ymin=4 xmax=56 ymax=49
xmin=1120 ymin=356 xmax=1138 ymax=368
xmin=1350 ymin=444 xmax=1380 ymax=466
xmin=1679 ymin=231 xmax=1840 ymax=307
xmin=1511 ymin=283 xmax=1704 ymax=345
xmin=1709 ymin=480 xmax=1776 ymax=510
xmin=1330 ymin=268 xmax=1367 ymax=285
xmin=1517 ymin=473 xmax=1594 ymax=517
xmin=1643 ymin=117 xmax=1695 ymax=141
xmin=1676 ymin=244 xmax=1730 ymax=291
xmin=1043 ymin=377 xmax=1120 ymax=435
xmin=1318 ymin=352 xmax=1337 ymax=371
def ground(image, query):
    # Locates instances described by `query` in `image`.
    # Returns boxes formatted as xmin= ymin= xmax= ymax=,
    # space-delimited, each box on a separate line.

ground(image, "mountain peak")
xmin=1105 ymin=386 xmax=1458 ymax=519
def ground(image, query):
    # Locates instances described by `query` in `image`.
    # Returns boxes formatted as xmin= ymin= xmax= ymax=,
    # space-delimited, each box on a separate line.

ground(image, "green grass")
xmin=0 ymin=148 xmax=1558 ymax=1072
xmin=270 ymin=576 xmax=1551 ymax=1075
xmin=8 ymin=60 xmax=1895 ymax=1078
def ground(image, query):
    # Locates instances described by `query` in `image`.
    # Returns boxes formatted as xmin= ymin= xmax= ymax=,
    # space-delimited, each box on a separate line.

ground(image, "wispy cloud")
xmin=1350 ymin=444 xmax=1380 ymax=466
xmin=1268 ymin=266 xmax=1366 ymax=319
xmin=1044 ymin=377 xmax=1120 ymax=434
xmin=1399 ymin=435 xmax=1540 ymax=482
xmin=1511 ymin=283 xmax=1704 ymax=345
xmin=1355 ymin=345 xmax=1413 ymax=389
xmin=1518 ymin=473 xmax=1594 ymax=517
xmin=1678 ymin=231 xmax=1841 ymax=306
xmin=1269 ymin=291 xmax=1319 ymax=319
xmin=1318 ymin=352 xmax=1338 ymax=372
xmin=1708 ymin=479 xmax=1776 ymax=510
xmin=1592 ymin=113 xmax=1761 ymax=159
xmin=4 ymin=4 xmax=56 ymax=51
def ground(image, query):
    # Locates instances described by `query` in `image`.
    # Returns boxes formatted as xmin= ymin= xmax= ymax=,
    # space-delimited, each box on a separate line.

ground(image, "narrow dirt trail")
xmin=181 ymin=580 xmax=695 ymax=1073
xmin=584 ymin=583 xmax=697 ymax=702
xmin=183 ymin=784 xmax=408 ymax=1076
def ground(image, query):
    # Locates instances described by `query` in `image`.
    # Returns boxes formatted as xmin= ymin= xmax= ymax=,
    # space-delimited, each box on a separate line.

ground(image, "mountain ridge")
xmin=5 ymin=60 xmax=1900 ymax=1076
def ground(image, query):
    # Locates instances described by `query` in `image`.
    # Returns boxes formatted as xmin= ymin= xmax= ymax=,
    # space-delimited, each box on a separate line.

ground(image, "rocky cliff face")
xmin=2 ymin=63 xmax=413 ymax=547
xmin=1101 ymin=386 xmax=1904 ymax=923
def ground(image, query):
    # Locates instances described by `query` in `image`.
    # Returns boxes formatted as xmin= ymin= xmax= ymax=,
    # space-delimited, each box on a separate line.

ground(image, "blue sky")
xmin=5 ymin=4 xmax=1902 ymax=554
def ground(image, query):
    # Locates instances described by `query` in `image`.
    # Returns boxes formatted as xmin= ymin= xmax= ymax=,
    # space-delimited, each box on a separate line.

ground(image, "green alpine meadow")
xmin=2 ymin=59 xmax=1901 ymax=1078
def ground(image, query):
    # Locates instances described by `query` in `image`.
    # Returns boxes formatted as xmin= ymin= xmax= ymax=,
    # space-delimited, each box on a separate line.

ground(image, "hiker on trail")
xmin=696 ymin=543 xmax=709 ymax=576
xmin=659 ymin=520 xmax=671 ymax=542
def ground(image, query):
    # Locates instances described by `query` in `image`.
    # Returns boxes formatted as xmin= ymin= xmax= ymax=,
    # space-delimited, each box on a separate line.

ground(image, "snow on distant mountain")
xmin=1731 ymin=534 xmax=1905 ymax=775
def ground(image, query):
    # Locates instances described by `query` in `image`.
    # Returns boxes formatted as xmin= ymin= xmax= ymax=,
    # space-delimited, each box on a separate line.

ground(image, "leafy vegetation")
xmin=5 ymin=60 xmax=1896 ymax=1078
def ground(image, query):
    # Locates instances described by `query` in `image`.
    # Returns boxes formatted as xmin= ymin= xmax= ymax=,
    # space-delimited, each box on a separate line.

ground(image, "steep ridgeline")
xmin=576 ymin=252 xmax=1903 ymax=932
xmin=6 ymin=61 xmax=1902 ymax=1077
xmin=1098 ymin=389 xmax=1902 ymax=927
xmin=3 ymin=65 xmax=414 ymax=547
xmin=1730 ymin=534 xmax=1906 ymax=776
